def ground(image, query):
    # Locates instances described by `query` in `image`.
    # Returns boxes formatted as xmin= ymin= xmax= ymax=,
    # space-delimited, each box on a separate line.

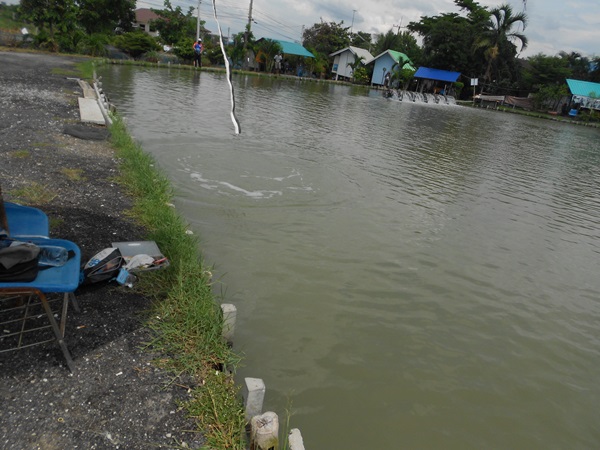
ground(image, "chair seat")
xmin=0 ymin=238 xmax=80 ymax=292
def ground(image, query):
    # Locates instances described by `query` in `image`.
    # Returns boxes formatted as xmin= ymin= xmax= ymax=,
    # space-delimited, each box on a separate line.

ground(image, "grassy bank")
xmin=108 ymin=114 xmax=246 ymax=449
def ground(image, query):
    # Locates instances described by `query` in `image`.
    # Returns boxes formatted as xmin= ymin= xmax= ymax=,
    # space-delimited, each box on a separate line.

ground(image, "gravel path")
xmin=0 ymin=50 xmax=205 ymax=449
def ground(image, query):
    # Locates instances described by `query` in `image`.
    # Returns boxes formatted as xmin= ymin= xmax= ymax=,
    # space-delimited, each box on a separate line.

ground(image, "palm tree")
xmin=478 ymin=3 xmax=528 ymax=82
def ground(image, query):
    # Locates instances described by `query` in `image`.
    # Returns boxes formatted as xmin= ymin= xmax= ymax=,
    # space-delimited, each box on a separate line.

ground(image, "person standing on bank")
xmin=193 ymin=39 xmax=203 ymax=68
xmin=274 ymin=52 xmax=283 ymax=75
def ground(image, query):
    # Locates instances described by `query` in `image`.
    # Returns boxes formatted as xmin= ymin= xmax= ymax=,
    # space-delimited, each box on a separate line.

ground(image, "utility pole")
xmin=350 ymin=9 xmax=357 ymax=36
xmin=243 ymin=0 xmax=254 ymax=69
xmin=392 ymin=17 xmax=403 ymax=35
xmin=196 ymin=0 xmax=201 ymax=40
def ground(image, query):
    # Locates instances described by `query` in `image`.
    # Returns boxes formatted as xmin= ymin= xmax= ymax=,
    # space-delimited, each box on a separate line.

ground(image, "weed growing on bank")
xmin=109 ymin=116 xmax=246 ymax=449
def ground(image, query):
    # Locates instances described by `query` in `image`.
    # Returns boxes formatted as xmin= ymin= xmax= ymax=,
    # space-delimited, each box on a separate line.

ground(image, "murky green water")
xmin=99 ymin=65 xmax=600 ymax=449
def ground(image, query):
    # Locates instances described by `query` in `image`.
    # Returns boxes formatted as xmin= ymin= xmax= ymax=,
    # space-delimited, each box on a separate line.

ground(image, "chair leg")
xmin=69 ymin=292 xmax=80 ymax=313
xmin=39 ymin=292 xmax=76 ymax=372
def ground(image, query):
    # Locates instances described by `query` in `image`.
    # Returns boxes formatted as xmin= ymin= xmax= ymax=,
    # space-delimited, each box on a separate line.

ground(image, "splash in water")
xmin=211 ymin=0 xmax=241 ymax=134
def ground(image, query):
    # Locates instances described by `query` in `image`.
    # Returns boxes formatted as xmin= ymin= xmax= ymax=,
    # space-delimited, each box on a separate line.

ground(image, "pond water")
xmin=98 ymin=65 xmax=600 ymax=449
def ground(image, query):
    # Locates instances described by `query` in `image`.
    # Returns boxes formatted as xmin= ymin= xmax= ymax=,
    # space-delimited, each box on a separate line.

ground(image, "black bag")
xmin=81 ymin=247 xmax=124 ymax=285
xmin=0 ymin=241 xmax=41 ymax=282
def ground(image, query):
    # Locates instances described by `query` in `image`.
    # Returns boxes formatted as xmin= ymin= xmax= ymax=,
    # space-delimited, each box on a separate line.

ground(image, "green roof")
xmin=258 ymin=38 xmax=314 ymax=58
xmin=566 ymin=79 xmax=600 ymax=98
xmin=367 ymin=50 xmax=415 ymax=71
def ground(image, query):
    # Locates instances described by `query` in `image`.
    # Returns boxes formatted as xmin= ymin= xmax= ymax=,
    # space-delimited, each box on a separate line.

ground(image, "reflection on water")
xmin=99 ymin=65 xmax=600 ymax=449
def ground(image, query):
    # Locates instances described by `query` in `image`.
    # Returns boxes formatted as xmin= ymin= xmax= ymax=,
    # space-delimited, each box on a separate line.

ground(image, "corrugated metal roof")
xmin=566 ymin=79 xmax=600 ymax=97
xmin=414 ymin=67 xmax=461 ymax=82
xmin=271 ymin=39 xmax=314 ymax=58
xmin=366 ymin=50 xmax=413 ymax=67
xmin=329 ymin=46 xmax=373 ymax=62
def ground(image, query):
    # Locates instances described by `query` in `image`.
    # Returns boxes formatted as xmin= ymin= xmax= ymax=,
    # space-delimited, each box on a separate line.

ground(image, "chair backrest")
xmin=5 ymin=202 xmax=50 ymax=238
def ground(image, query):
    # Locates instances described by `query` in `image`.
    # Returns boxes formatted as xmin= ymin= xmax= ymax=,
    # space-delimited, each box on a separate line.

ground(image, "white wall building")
xmin=329 ymin=46 xmax=373 ymax=81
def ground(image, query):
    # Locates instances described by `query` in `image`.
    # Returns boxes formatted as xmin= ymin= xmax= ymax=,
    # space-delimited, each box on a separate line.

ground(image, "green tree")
xmin=373 ymin=29 xmax=421 ymax=65
xmin=522 ymin=53 xmax=571 ymax=91
xmin=350 ymin=31 xmax=372 ymax=52
xmin=391 ymin=66 xmax=416 ymax=90
xmin=151 ymin=0 xmax=198 ymax=46
xmin=408 ymin=0 xmax=490 ymax=77
xmin=302 ymin=20 xmax=350 ymax=57
xmin=76 ymin=32 xmax=110 ymax=56
xmin=408 ymin=13 xmax=477 ymax=72
xmin=590 ymin=56 xmax=600 ymax=82
xmin=77 ymin=0 xmax=135 ymax=35
xmin=255 ymin=39 xmax=282 ymax=72
xmin=531 ymin=83 xmax=569 ymax=111
xmin=114 ymin=30 xmax=160 ymax=58
xmin=19 ymin=0 xmax=78 ymax=51
xmin=558 ymin=51 xmax=590 ymax=80
xmin=477 ymin=3 xmax=527 ymax=82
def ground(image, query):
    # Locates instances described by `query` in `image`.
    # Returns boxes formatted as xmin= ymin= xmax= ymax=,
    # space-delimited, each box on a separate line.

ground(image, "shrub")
xmin=114 ymin=31 xmax=160 ymax=59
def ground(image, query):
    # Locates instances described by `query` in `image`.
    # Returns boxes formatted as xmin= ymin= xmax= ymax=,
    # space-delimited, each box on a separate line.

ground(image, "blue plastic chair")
xmin=0 ymin=238 xmax=81 ymax=372
xmin=5 ymin=202 xmax=50 ymax=238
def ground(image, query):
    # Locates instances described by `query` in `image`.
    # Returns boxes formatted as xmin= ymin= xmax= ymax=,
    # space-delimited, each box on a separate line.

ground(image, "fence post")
xmin=250 ymin=411 xmax=279 ymax=450
xmin=288 ymin=428 xmax=305 ymax=450
xmin=243 ymin=377 xmax=265 ymax=421
xmin=220 ymin=303 xmax=236 ymax=343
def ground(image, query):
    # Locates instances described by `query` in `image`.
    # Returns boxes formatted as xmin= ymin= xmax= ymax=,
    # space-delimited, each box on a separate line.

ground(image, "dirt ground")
xmin=0 ymin=51 xmax=205 ymax=449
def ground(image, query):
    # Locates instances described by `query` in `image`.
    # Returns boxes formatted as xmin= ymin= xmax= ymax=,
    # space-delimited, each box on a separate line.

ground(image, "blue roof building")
xmin=566 ymin=79 xmax=600 ymax=110
xmin=414 ymin=67 xmax=461 ymax=83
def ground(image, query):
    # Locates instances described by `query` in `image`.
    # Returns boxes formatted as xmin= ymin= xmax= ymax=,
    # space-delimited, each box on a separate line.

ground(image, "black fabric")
xmin=0 ymin=242 xmax=40 ymax=282
xmin=81 ymin=247 xmax=124 ymax=285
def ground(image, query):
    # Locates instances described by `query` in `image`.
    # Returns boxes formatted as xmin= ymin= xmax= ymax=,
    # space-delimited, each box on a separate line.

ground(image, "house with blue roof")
xmin=414 ymin=67 xmax=461 ymax=95
xmin=566 ymin=79 xmax=600 ymax=111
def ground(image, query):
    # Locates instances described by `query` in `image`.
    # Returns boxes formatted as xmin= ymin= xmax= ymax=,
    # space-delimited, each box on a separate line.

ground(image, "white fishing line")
xmin=212 ymin=0 xmax=241 ymax=135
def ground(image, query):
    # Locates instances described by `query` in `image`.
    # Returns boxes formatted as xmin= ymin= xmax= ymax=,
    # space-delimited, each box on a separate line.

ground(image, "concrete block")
xmin=288 ymin=428 xmax=305 ymax=450
xmin=221 ymin=303 xmax=236 ymax=343
xmin=78 ymin=79 xmax=97 ymax=99
xmin=250 ymin=411 xmax=279 ymax=450
xmin=243 ymin=377 xmax=265 ymax=421
xmin=78 ymin=97 xmax=105 ymax=125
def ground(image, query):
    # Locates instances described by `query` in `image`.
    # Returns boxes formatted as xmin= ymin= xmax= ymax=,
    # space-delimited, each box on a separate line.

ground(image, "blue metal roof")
xmin=267 ymin=39 xmax=314 ymax=58
xmin=414 ymin=67 xmax=460 ymax=82
xmin=566 ymin=79 xmax=600 ymax=97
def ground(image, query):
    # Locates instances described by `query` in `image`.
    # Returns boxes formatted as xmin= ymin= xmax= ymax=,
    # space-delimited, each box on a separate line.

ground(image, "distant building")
xmin=133 ymin=8 xmax=160 ymax=37
xmin=366 ymin=50 xmax=415 ymax=86
xmin=413 ymin=67 xmax=461 ymax=94
xmin=566 ymin=79 xmax=600 ymax=111
xmin=329 ymin=46 xmax=373 ymax=81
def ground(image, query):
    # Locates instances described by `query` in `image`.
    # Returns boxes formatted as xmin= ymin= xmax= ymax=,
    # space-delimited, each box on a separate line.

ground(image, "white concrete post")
xmin=243 ymin=377 xmax=265 ymax=421
xmin=250 ymin=411 xmax=279 ymax=450
xmin=220 ymin=303 xmax=236 ymax=343
xmin=288 ymin=428 xmax=305 ymax=450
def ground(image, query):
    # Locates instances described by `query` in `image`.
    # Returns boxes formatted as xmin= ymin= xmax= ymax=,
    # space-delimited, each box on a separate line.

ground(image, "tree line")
xmin=4 ymin=0 xmax=599 ymax=102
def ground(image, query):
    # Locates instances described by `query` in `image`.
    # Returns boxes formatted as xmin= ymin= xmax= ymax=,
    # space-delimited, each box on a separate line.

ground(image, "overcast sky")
xmin=133 ymin=0 xmax=599 ymax=58
xmin=5 ymin=0 xmax=598 ymax=57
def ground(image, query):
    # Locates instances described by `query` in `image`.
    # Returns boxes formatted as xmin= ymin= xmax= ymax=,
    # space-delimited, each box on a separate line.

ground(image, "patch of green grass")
xmin=49 ymin=216 xmax=65 ymax=231
xmin=60 ymin=168 xmax=86 ymax=181
xmin=51 ymin=67 xmax=80 ymax=77
xmin=109 ymin=116 xmax=246 ymax=450
xmin=12 ymin=150 xmax=30 ymax=158
xmin=76 ymin=60 xmax=96 ymax=81
xmin=32 ymin=141 xmax=52 ymax=148
xmin=10 ymin=182 xmax=57 ymax=205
